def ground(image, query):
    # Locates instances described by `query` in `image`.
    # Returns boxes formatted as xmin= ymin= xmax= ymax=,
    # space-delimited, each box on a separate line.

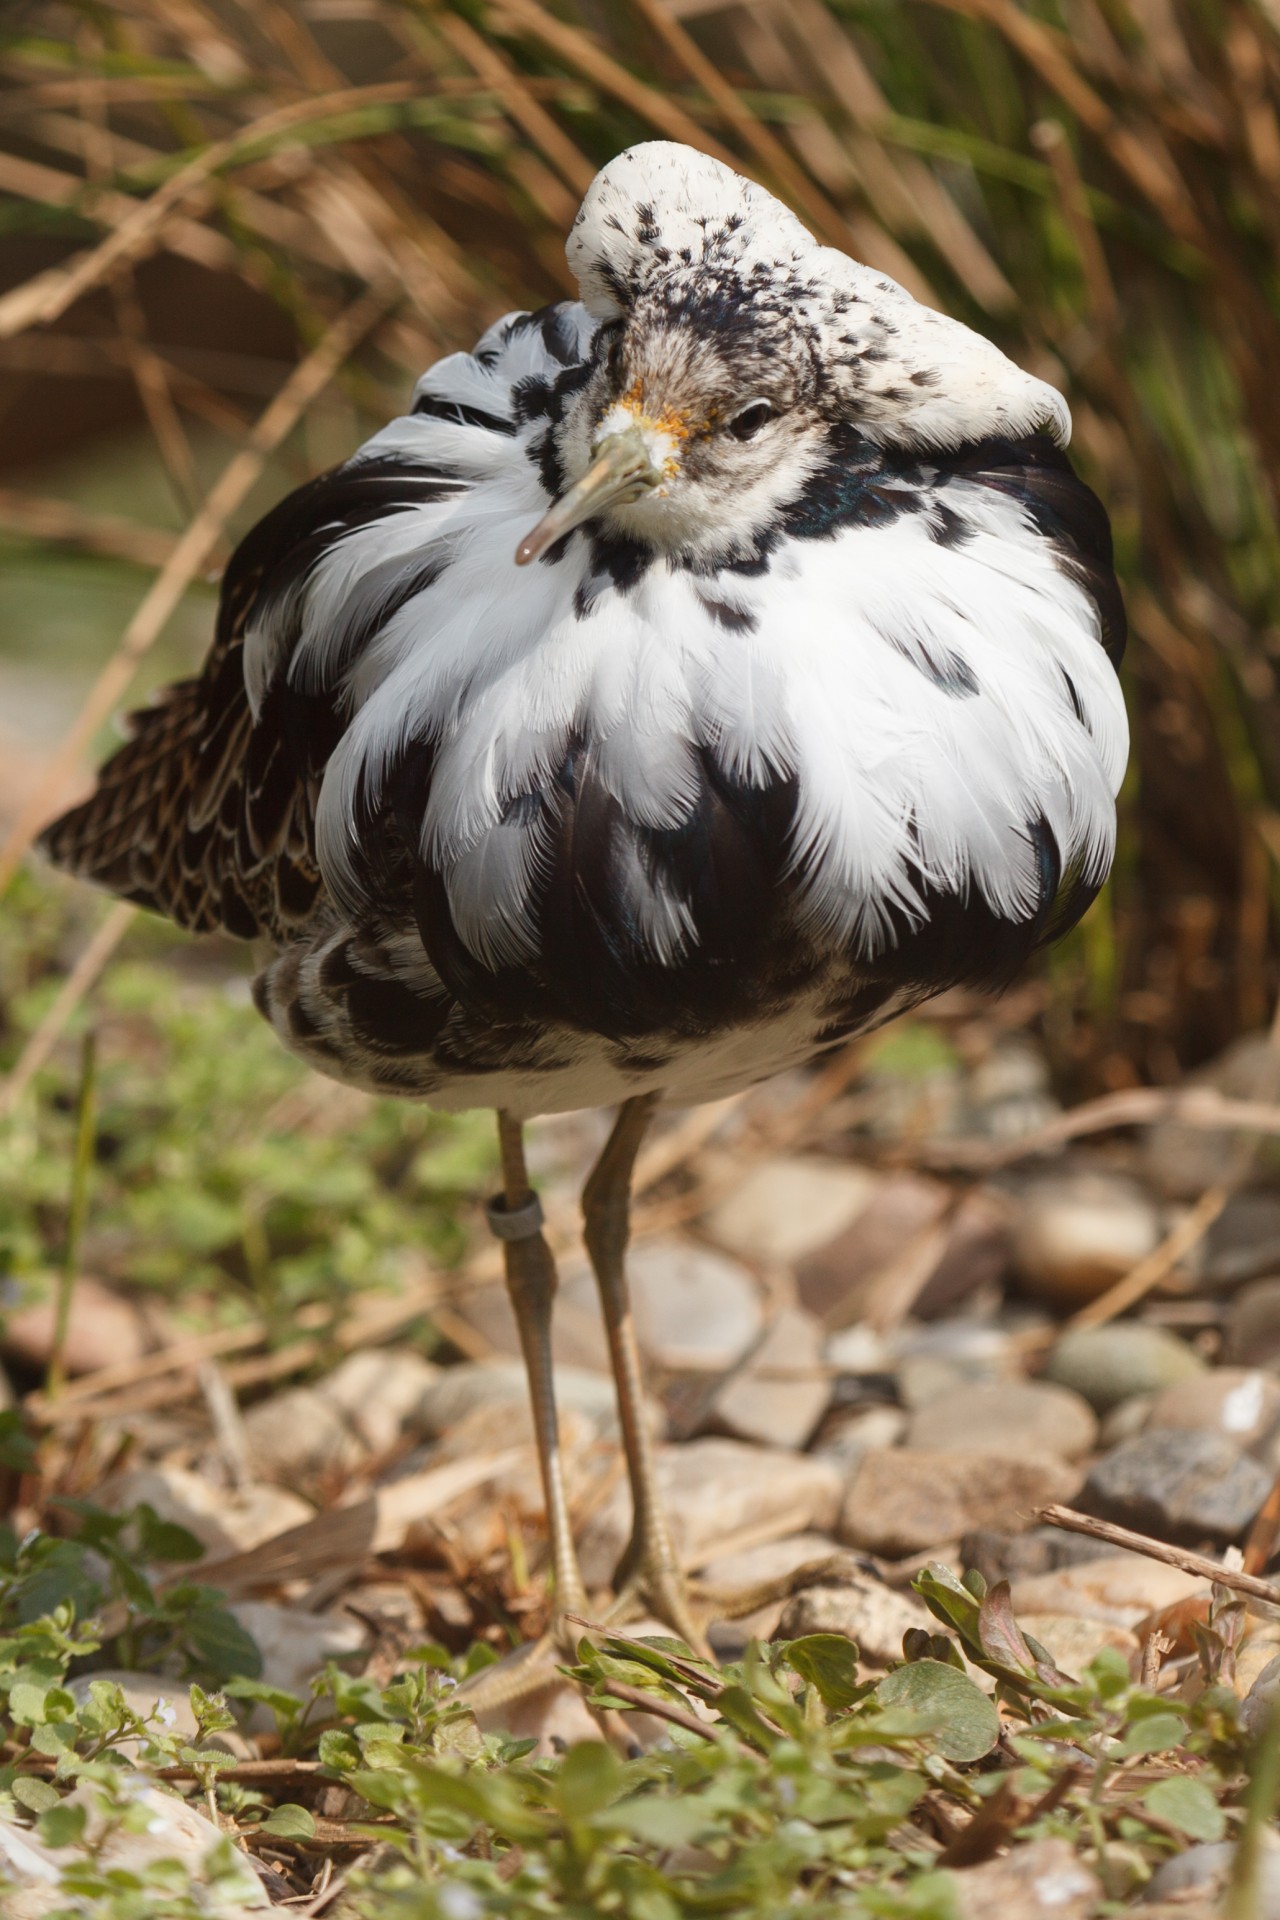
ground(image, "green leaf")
xmin=259 ymin=1803 xmax=316 ymax=1840
xmin=9 ymin=1680 xmax=48 ymax=1725
xmin=37 ymin=1801 xmax=87 ymax=1849
xmin=783 ymin=1634 xmax=863 ymax=1711
xmin=874 ymin=1660 xmax=1000 ymax=1763
xmin=11 ymin=1775 xmax=60 ymax=1813
xmin=555 ymin=1741 xmax=624 ymax=1819
xmin=135 ymin=1504 xmax=204 ymax=1564
xmin=1143 ymin=1774 xmax=1226 ymax=1842
xmin=1120 ymin=1710 xmax=1189 ymax=1756
xmin=183 ymin=1601 xmax=262 ymax=1681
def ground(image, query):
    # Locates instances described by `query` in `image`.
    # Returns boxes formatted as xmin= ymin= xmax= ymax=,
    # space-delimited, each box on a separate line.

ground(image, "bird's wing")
xmin=39 ymin=458 xmax=453 ymax=942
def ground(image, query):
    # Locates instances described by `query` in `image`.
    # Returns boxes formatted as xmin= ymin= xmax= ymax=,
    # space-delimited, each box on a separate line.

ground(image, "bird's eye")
xmin=725 ymin=400 xmax=774 ymax=441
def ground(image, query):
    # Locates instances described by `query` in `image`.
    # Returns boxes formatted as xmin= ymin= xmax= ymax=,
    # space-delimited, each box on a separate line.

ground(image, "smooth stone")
xmin=776 ymin=1575 xmax=933 ymax=1667
xmin=813 ymin=1403 xmax=908 ymax=1474
xmin=1239 ymin=1648 xmax=1280 ymax=1737
xmin=794 ymin=1172 xmax=949 ymax=1324
xmin=96 ymin=1464 xmax=312 ymax=1557
xmin=229 ymin=1601 xmax=367 ymax=1728
xmin=951 ymin=1836 xmax=1099 ymax=1920
xmin=1010 ymin=1172 xmax=1162 ymax=1309
xmin=961 ymin=1524 xmax=1123 ymax=1587
xmin=1144 ymin=1838 xmax=1280 ymax=1913
xmin=822 ymin=1322 xmax=890 ymax=1373
xmin=241 ymin=1384 xmax=364 ymax=1483
xmin=891 ymin=1320 xmax=1015 ymax=1410
xmin=1017 ymin=1612 xmax=1138 ymax=1678
xmin=415 ymin=1358 xmax=654 ymax=1439
xmin=702 ymin=1531 xmax=845 ymax=1652
xmin=0 ymin=1273 xmax=152 ymax=1376
xmin=1044 ymin=1322 xmax=1203 ymax=1414
xmin=1147 ymin=1367 xmax=1280 ymax=1451
xmin=627 ymin=1237 xmax=764 ymax=1371
xmin=577 ymin=1438 xmax=842 ymax=1589
xmin=317 ymin=1347 xmax=441 ymax=1454
xmin=1143 ymin=1033 xmax=1280 ymax=1199
xmin=839 ymin=1448 xmax=1079 ymax=1559
xmin=712 ymin=1304 xmax=829 ymax=1449
xmin=0 ymin=1772 xmax=268 ymax=1915
xmin=67 ymin=1670 xmax=199 ymax=1750
xmin=703 ymin=1155 xmax=878 ymax=1267
xmin=1225 ymin=1277 xmax=1280 ymax=1371
xmin=911 ymin=1187 xmax=1014 ymax=1320
xmin=905 ymin=1380 xmax=1097 ymax=1461
xmin=1010 ymin=1554 xmax=1208 ymax=1629
xmin=1098 ymin=1392 xmax=1155 ymax=1447
xmin=962 ymin=1036 xmax=1059 ymax=1139
xmin=1082 ymin=1429 xmax=1272 ymax=1545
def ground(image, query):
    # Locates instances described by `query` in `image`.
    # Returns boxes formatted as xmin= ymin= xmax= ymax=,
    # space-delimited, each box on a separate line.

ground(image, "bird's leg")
xmin=582 ymin=1092 xmax=702 ymax=1650
xmin=488 ymin=1110 xmax=587 ymax=1649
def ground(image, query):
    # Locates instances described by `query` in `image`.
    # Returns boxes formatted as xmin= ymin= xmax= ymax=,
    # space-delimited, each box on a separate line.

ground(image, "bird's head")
xmin=516 ymin=142 xmax=1069 ymax=569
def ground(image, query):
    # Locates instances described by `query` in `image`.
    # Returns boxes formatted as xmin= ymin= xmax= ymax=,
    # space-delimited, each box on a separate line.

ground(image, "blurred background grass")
xmin=1 ymin=0 xmax=1279 ymax=1332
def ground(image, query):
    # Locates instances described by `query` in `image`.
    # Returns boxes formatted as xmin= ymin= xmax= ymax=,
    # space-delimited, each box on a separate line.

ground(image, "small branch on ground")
xmin=1040 ymin=1504 xmax=1280 ymax=1607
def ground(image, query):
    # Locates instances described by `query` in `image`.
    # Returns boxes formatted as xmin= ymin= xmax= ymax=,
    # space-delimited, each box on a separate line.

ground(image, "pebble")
xmin=0 ymin=1273 xmax=152 ymax=1376
xmin=627 ymin=1237 xmax=764 ymax=1371
xmin=97 ymin=1464 xmax=312 ymax=1557
xmin=891 ymin=1320 xmax=1014 ymax=1409
xmin=1017 ymin=1612 xmax=1139 ymax=1677
xmin=1241 ymin=1651 xmax=1280 ymax=1737
xmin=702 ymin=1531 xmax=845 ymax=1652
xmin=839 ymin=1449 xmax=1079 ymax=1559
xmin=823 ymin=1322 xmax=890 ymax=1373
xmin=241 ymin=1384 xmax=364 ymax=1483
xmin=1010 ymin=1172 xmax=1162 ymax=1309
xmin=1147 ymin=1367 xmax=1280 ymax=1451
xmin=1044 ymin=1322 xmax=1203 ymax=1413
xmin=962 ymin=1036 xmax=1060 ymax=1139
xmin=794 ymin=1171 xmax=948 ymax=1323
xmin=712 ymin=1304 xmax=829 ymax=1449
xmin=317 ymin=1348 xmax=441 ymax=1454
xmin=1010 ymin=1554 xmax=1207 ymax=1629
xmin=961 ymin=1524 xmax=1122 ymax=1587
xmin=228 ymin=1601 xmax=367 ymax=1728
xmin=813 ymin=1404 xmax=908 ymax=1474
xmin=905 ymin=1379 xmax=1097 ymax=1461
xmin=776 ymin=1574 xmax=933 ymax=1667
xmin=951 ymin=1836 xmax=1099 ymax=1920
xmin=1144 ymin=1838 xmax=1280 ymax=1914
xmin=1142 ymin=1032 xmax=1280 ymax=1198
xmin=703 ymin=1154 xmax=878 ymax=1267
xmin=1225 ymin=1277 xmax=1280 ymax=1371
xmin=912 ymin=1187 xmax=1013 ymax=1319
xmin=0 ymin=1772 xmax=268 ymax=1918
xmin=1098 ymin=1392 xmax=1155 ymax=1447
xmin=1082 ymin=1429 xmax=1272 ymax=1545
xmin=577 ymin=1438 xmax=842 ymax=1588
xmin=415 ymin=1358 xmax=656 ymax=1440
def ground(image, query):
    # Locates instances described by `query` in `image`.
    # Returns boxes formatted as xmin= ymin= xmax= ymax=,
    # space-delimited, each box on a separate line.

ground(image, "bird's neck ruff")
xmin=229 ymin=142 xmax=1125 ymax=1027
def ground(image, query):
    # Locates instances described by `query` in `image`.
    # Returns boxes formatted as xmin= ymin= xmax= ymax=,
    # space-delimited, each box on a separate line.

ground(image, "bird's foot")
xmin=607 ymin=1536 xmax=710 ymax=1659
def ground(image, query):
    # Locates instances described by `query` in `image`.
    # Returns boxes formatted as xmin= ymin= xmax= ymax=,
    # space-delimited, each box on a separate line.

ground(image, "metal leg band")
xmin=485 ymin=1192 xmax=546 ymax=1242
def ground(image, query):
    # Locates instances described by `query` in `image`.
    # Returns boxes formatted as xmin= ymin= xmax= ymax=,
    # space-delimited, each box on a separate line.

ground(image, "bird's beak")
xmin=515 ymin=425 xmax=666 ymax=566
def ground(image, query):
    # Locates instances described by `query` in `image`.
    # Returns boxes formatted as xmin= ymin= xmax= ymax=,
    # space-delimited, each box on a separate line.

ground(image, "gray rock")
xmin=703 ymin=1155 xmax=877 ymax=1267
xmin=1144 ymin=1838 xmax=1280 ymax=1914
xmin=1225 ymin=1277 xmax=1280 ymax=1371
xmin=712 ymin=1304 xmax=829 ymax=1449
xmin=627 ymin=1236 xmax=764 ymax=1371
xmin=962 ymin=1036 xmax=1059 ymax=1140
xmin=1044 ymin=1322 xmax=1203 ymax=1413
xmin=905 ymin=1379 xmax=1097 ymax=1461
xmin=951 ymin=1837 xmax=1099 ymax=1920
xmin=1082 ymin=1428 xmax=1272 ymax=1545
xmin=794 ymin=1171 xmax=949 ymax=1324
xmin=840 ymin=1448 xmax=1080 ymax=1558
xmin=577 ymin=1438 xmax=842 ymax=1588
xmin=891 ymin=1319 xmax=1014 ymax=1409
xmin=823 ymin=1322 xmax=890 ymax=1373
xmin=228 ymin=1601 xmax=367 ymax=1729
xmin=97 ymin=1464 xmax=312 ymax=1555
xmin=1147 ymin=1367 xmax=1280 ymax=1451
xmin=961 ymin=1523 xmax=1125 ymax=1587
xmin=1010 ymin=1172 xmax=1162 ymax=1310
xmin=1241 ymin=1652 xmax=1280 ymax=1738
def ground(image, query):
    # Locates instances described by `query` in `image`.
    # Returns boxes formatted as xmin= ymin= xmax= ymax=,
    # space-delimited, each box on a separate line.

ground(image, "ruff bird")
xmin=41 ymin=142 xmax=1128 ymax=1647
